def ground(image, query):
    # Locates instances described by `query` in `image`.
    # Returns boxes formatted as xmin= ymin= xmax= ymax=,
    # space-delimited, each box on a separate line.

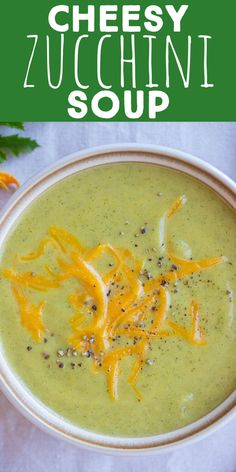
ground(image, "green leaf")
xmin=0 ymin=134 xmax=39 ymax=158
xmin=0 ymin=122 xmax=24 ymax=130
xmin=0 ymin=150 xmax=7 ymax=162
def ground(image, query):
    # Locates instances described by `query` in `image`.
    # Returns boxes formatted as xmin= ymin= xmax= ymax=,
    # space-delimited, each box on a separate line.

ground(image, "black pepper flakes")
xmin=42 ymin=352 xmax=50 ymax=360
xmin=160 ymin=280 xmax=167 ymax=286
xmin=171 ymin=264 xmax=178 ymax=271
xmin=57 ymin=349 xmax=65 ymax=357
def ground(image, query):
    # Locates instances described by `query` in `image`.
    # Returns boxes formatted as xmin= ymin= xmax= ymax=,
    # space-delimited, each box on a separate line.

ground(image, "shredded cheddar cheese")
xmin=2 ymin=196 xmax=226 ymax=400
xmin=166 ymin=194 xmax=187 ymax=219
xmin=0 ymin=171 xmax=20 ymax=191
xmin=12 ymin=284 xmax=45 ymax=341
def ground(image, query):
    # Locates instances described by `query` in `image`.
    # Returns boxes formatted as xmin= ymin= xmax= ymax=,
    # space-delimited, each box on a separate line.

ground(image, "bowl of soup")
xmin=0 ymin=144 xmax=235 ymax=454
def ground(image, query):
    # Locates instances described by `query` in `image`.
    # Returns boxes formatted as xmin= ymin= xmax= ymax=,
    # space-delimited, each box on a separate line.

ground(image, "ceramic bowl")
xmin=0 ymin=144 xmax=235 ymax=454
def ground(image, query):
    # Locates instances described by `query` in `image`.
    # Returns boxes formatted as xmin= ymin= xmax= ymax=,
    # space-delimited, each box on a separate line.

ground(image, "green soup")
xmin=0 ymin=162 xmax=236 ymax=437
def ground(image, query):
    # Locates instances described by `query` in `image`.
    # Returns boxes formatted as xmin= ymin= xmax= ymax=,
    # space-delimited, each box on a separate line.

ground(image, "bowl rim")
xmin=0 ymin=143 xmax=236 ymax=455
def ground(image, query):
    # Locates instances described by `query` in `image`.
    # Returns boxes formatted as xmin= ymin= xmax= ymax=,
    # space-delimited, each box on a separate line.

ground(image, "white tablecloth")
xmin=1 ymin=122 xmax=236 ymax=472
